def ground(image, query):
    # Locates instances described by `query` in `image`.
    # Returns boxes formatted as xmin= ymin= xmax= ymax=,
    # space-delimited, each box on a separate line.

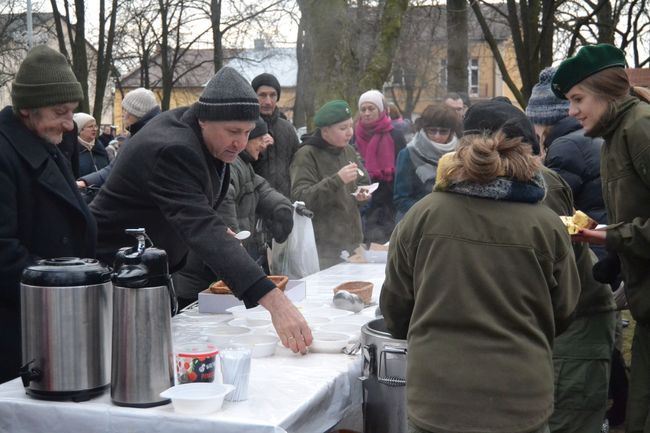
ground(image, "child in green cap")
xmin=553 ymin=43 xmax=650 ymax=433
xmin=290 ymin=100 xmax=371 ymax=268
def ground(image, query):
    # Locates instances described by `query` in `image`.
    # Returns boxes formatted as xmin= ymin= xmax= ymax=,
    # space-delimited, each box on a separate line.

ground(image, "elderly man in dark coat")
xmin=0 ymin=45 xmax=96 ymax=384
xmin=90 ymin=67 xmax=312 ymax=353
xmin=251 ymin=73 xmax=300 ymax=199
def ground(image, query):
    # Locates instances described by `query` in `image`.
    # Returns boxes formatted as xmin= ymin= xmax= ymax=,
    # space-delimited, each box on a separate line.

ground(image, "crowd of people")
xmin=1 ymin=42 xmax=649 ymax=433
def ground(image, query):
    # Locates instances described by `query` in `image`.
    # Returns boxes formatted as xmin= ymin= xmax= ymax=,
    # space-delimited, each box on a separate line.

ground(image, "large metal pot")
xmin=360 ymin=318 xmax=408 ymax=433
xmin=20 ymin=258 xmax=112 ymax=401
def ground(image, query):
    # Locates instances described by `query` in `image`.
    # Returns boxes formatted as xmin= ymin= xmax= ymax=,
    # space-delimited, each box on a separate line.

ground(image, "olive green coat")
xmin=381 ymin=177 xmax=580 ymax=433
xmin=598 ymin=97 xmax=650 ymax=324
xmin=290 ymin=132 xmax=369 ymax=268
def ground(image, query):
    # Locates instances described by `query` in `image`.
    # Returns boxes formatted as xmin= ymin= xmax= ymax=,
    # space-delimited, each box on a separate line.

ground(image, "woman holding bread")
xmin=552 ymin=44 xmax=650 ymax=432
xmin=381 ymin=130 xmax=580 ymax=433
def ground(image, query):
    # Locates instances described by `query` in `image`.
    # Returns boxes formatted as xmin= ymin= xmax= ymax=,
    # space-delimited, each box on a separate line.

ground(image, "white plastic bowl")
xmin=308 ymin=307 xmax=355 ymax=319
xmin=336 ymin=314 xmax=373 ymax=327
xmin=226 ymin=305 xmax=270 ymax=319
xmin=310 ymin=332 xmax=349 ymax=353
xmin=304 ymin=315 xmax=331 ymax=327
xmin=231 ymin=334 xmax=279 ymax=358
xmin=317 ymin=323 xmax=362 ymax=340
xmin=160 ymin=382 xmax=234 ymax=414
xmin=205 ymin=326 xmax=251 ymax=348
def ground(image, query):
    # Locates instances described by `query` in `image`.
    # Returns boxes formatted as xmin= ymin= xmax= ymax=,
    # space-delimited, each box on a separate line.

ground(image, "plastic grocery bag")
xmin=270 ymin=201 xmax=320 ymax=279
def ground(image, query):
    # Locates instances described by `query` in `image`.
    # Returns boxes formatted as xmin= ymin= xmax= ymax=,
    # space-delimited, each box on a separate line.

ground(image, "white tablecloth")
xmin=0 ymin=263 xmax=387 ymax=433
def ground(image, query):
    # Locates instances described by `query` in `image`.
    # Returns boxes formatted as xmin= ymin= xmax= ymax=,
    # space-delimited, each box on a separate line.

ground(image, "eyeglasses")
xmin=424 ymin=127 xmax=451 ymax=136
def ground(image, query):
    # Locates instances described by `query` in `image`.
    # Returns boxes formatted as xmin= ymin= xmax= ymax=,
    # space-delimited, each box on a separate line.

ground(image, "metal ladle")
xmin=333 ymin=290 xmax=365 ymax=313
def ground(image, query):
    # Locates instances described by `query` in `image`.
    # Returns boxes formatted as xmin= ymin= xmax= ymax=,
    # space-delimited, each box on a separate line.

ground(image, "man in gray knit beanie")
xmin=90 ymin=66 xmax=312 ymax=354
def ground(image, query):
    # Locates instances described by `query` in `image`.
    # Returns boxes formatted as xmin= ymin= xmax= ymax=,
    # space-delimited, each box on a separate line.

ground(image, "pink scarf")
xmin=355 ymin=113 xmax=396 ymax=182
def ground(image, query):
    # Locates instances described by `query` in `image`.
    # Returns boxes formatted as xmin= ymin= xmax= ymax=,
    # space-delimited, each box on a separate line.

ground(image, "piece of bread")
xmin=572 ymin=210 xmax=597 ymax=229
xmin=559 ymin=210 xmax=597 ymax=235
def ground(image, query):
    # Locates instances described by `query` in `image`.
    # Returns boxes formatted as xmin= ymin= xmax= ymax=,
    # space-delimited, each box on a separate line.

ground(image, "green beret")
xmin=314 ymin=100 xmax=352 ymax=127
xmin=551 ymin=44 xmax=626 ymax=99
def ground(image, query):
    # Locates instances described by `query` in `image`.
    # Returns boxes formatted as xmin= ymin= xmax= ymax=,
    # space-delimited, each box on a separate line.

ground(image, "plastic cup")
xmin=175 ymin=343 xmax=220 ymax=384
xmin=220 ymin=346 xmax=252 ymax=401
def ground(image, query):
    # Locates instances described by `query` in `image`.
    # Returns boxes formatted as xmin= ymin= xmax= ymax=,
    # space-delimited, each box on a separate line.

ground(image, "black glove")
xmin=593 ymin=252 xmax=621 ymax=287
xmin=271 ymin=208 xmax=293 ymax=243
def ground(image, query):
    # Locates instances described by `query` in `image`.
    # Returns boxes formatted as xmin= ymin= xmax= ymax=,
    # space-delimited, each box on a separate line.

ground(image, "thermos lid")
xmin=21 ymin=258 xmax=112 ymax=286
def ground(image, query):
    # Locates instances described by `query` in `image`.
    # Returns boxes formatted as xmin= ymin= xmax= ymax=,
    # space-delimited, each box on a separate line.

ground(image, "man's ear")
xmin=198 ymin=119 xmax=205 ymax=129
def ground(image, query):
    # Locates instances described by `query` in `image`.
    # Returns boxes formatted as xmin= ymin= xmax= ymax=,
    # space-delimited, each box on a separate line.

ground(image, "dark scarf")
xmin=354 ymin=113 xmax=396 ymax=182
xmin=436 ymin=170 xmax=547 ymax=204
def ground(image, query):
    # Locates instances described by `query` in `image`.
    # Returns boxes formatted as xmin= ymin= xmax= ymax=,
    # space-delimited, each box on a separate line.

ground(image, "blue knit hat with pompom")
xmin=525 ymin=67 xmax=569 ymax=126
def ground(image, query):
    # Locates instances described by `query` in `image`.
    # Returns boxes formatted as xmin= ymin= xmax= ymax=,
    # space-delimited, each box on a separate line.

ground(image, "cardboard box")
xmin=198 ymin=279 xmax=306 ymax=314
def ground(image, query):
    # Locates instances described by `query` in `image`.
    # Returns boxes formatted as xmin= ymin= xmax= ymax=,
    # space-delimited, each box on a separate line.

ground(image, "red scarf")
xmin=354 ymin=113 xmax=396 ymax=182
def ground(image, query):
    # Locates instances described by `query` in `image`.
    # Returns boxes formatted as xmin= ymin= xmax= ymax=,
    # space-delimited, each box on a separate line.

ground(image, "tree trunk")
xmin=596 ymin=0 xmax=614 ymax=44
xmin=293 ymin=18 xmax=313 ymax=129
xmin=93 ymin=0 xmax=119 ymax=123
xmin=446 ymin=0 xmax=468 ymax=94
xmin=358 ymin=0 xmax=409 ymax=91
xmin=211 ymin=0 xmax=223 ymax=71
xmin=72 ymin=0 xmax=90 ymax=113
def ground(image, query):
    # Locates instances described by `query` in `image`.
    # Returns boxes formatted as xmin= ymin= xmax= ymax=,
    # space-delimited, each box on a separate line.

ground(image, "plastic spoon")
xmin=234 ymin=230 xmax=251 ymax=240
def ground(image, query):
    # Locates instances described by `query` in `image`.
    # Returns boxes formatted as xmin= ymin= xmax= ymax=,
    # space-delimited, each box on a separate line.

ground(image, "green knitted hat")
xmin=11 ymin=45 xmax=84 ymax=110
xmin=314 ymin=100 xmax=352 ymax=127
xmin=551 ymin=44 xmax=626 ymax=99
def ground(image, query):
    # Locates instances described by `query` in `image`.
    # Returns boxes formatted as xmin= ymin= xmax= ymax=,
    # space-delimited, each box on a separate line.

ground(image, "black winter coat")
xmin=253 ymin=108 xmax=300 ymax=198
xmin=90 ymin=106 xmax=275 ymax=306
xmin=545 ymin=116 xmax=606 ymax=224
xmin=0 ymin=106 xmax=96 ymax=383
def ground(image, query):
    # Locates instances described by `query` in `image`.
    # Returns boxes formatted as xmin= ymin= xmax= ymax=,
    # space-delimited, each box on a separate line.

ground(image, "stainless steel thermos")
xmin=110 ymin=228 xmax=175 ymax=407
xmin=20 ymin=258 xmax=113 ymax=401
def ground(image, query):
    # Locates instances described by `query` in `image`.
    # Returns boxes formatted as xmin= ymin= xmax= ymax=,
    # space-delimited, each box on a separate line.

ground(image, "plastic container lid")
xmin=176 ymin=343 xmax=218 ymax=357
xmin=21 ymin=258 xmax=112 ymax=286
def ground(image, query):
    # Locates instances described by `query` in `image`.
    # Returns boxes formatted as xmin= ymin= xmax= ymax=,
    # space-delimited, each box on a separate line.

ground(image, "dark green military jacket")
xmin=597 ymin=97 xmax=650 ymax=323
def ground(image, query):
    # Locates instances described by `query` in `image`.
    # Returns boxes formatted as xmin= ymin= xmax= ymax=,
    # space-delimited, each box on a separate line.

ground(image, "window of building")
xmin=440 ymin=58 xmax=479 ymax=97
xmin=468 ymin=58 xmax=479 ymax=97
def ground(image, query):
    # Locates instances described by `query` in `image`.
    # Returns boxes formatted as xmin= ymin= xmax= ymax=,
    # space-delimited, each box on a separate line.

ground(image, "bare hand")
xmin=337 ymin=163 xmax=359 ymax=184
xmin=258 ymin=288 xmax=313 ymax=354
xmin=226 ymin=228 xmax=236 ymax=237
xmin=571 ymin=228 xmax=606 ymax=245
xmin=76 ymin=180 xmax=87 ymax=189
xmin=354 ymin=188 xmax=370 ymax=202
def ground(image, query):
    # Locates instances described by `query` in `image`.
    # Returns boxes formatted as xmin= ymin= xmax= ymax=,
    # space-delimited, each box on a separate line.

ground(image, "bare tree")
xmin=557 ymin=0 xmax=649 ymax=67
xmin=447 ymin=0 xmax=468 ymax=94
xmin=204 ymin=0 xmax=289 ymax=71
xmin=470 ymin=0 xmax=557 ymax=107
xmin=295 ymin=0 xmax=408 ymax=127
xmin=387 ymin=4 xmax=445 ymax=119
xmin=50 ymin=0 xmax=90 ymax=113
xmin=92 ymin=0 xmax=119 ymax=122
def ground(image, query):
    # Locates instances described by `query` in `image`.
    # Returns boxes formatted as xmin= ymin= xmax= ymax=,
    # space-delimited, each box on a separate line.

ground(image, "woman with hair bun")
xmin=381 ymin=131 xmax=580 ymax=433
xmin=552 ymin=44 xmax=650 ymax=433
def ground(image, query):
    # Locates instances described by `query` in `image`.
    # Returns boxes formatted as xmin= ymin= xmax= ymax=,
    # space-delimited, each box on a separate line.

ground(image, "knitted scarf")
xmin=435 ymin=170 xmax=547 ymax=204
xmin=78 ymin=136 xmax=95 ymax=152
xmin=407 ymin=129 xmax=459 ymax=185
xmin=355 ymin=113 xmax=396 ymax=182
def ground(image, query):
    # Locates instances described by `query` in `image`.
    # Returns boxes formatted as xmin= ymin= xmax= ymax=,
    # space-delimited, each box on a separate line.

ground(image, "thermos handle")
xmin=378 ymin=345 xmax=407 ymax=387
xmin=18 ymin=359 xmax=42 ymax=387
xmin=125 ymin=228 xmax=152 ymax=256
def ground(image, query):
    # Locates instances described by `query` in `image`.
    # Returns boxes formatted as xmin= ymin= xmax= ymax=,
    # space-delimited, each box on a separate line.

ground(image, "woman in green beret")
xmin=290 ymin=100 xmax=371 ymax=269
xmin=552 ymin=43 xmax=650 ymax=433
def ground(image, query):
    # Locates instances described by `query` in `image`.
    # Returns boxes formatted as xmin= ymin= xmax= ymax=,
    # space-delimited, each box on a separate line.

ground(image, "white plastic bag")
xmin=270 ymin=201 xmax=320 ymax=279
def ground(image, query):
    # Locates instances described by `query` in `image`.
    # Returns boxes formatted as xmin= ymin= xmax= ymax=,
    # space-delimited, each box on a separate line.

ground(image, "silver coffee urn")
xmin=20 ymin=258 xmax=112 ymax=401
xmin=111 ymin=228 xmax=174 ymax=407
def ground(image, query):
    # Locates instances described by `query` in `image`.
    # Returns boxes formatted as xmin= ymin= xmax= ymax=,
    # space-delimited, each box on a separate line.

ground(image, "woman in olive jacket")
xmin=290 ymin=100 xmax=370 ymax=269
xmin=552 ymin=44 xmax=650 ymax=433
xmin=381 ymin=131 xmax=580 ymax=433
